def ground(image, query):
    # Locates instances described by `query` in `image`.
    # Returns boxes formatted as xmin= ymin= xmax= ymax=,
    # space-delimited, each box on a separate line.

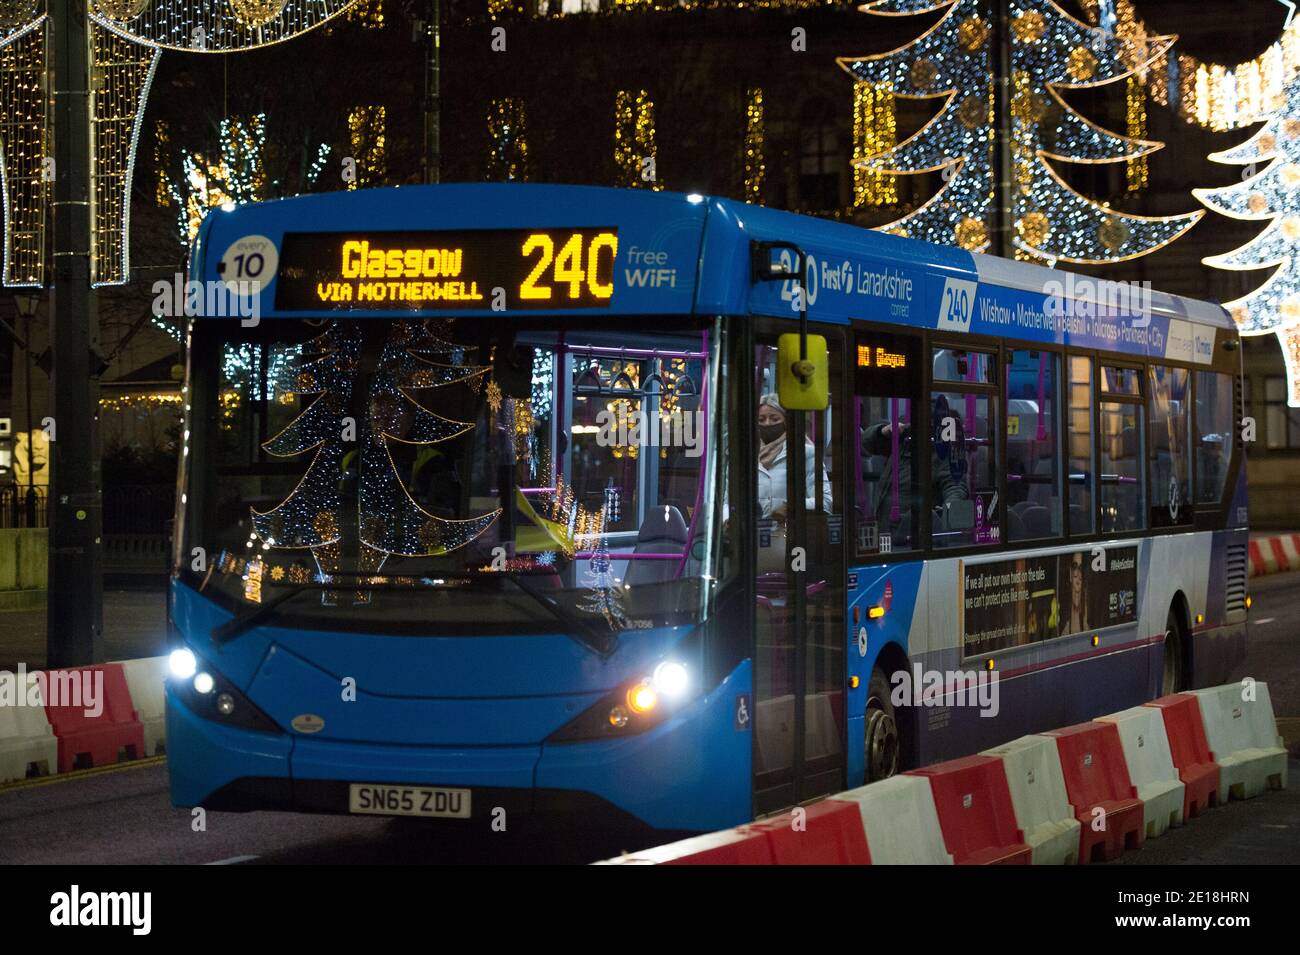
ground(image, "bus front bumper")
xmin=164 ymin=659 xmax=752 ymax=833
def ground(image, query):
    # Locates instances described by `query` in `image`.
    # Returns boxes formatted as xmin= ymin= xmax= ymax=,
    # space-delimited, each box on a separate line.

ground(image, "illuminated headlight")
xmin=169 ymin=648 xmax=197 ymax=680
xmin=193 ymin=672 xmax=215 ymax=695
xmin=216 ymin=693 xmax=236 ymax=716
xmin=653 ymin=661 xmax=689 ymax=698
xmin=627 ymin=682 xmax=658 ymax=714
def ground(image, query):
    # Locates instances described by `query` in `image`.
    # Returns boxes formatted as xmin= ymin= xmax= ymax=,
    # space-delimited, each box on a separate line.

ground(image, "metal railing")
xmin=0 ymin=485 xmax=47 ymax=529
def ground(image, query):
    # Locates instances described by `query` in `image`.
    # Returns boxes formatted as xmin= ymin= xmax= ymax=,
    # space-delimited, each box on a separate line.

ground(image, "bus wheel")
xmin=864 ymin=668 xmax=899 ymax=782
xmin=1162 ymin=607 xmax=1185 ymax=695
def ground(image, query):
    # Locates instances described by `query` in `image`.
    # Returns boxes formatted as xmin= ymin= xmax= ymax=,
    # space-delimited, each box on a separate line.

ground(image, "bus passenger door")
xmin=752 ymin=326 xmax=846 ymax=814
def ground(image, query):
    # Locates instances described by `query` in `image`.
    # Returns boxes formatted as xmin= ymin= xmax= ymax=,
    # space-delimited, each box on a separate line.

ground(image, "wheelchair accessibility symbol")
xmin=735 ymin=694 xmax=750 ymax=731
xmin=858 ymin=626 xmax=868 ymax=657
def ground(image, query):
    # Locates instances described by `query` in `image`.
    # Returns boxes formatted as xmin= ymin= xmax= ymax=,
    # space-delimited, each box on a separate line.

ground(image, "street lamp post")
xmin=47 ymin=1 xmax=103 ymax=667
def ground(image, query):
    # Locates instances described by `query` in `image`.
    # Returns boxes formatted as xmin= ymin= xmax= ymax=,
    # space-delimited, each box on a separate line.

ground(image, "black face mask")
xmin=758 ymin=422 xmax=785 ymax=444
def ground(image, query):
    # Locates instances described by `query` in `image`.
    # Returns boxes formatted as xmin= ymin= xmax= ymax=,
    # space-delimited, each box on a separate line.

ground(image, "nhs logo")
xmin=936 ymin=278 xmax=977 ymax=332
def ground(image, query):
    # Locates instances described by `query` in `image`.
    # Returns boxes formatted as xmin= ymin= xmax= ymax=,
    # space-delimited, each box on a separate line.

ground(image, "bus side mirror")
xmin=777 ymin=333 xmax=828 ymax=411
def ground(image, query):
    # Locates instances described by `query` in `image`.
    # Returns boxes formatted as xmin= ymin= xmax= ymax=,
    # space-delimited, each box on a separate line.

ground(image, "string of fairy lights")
xmin=853 ymin=80 xmax=897 ymax=208
xmin=0 ymin=11 xmax=45 ymax=288
xmin=487 ymin=97 xmax=528 ymax=181
xmin=840 ymin=0 xmax=1201 ymax=264
xmin=90 ymin=0 xmax=362 ymax=54
xmin=744 ymin=87 xmax=765 ymax=203
xmin=614 ymin=89 xmax=662 ymax=189
xmin=91 ymin=21 xmax=160 ymax=287
xmin=346 ymin=105 xmax=387 ymax=190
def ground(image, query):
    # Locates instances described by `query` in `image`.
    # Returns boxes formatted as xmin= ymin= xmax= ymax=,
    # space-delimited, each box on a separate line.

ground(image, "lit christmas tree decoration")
xmin=1196 ymin=71 xmax=1300 ymax=406
xmin=840 ymin=0 xmax=1202 ymax=263
xmin=358 ymin=321 xmax=499 ymax=570
xmin=347 ymin=105 xmax=387 ymax=190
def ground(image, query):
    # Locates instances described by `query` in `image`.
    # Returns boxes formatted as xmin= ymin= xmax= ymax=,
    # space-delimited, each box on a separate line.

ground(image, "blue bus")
xmin=166 ymin=183 xmax=1248 ymax=835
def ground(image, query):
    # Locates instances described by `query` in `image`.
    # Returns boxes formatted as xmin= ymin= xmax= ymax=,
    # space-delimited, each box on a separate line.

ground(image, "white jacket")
xmin=757 ymin=438 xmax=833 ymax=517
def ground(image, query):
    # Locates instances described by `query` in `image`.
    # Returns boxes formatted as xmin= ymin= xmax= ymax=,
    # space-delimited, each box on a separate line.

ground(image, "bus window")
xmin=1148 ymin=365 xmax=1191 ymax=526
xmin=1102 ymin=365 xmax=1142 ymax=395
xmin=931 ymin=348 xmax=994 ymax=384
xmin=1068 ymin=356 xmax=1095 ymax=536
xmin=930 ymin=386 xmax=999 ymax=549
xmin=854 ymin=331 xmax=921 ymax=555
xmin=1099 ymin=377 xmax=1144 ymax=533
xmin=1195 ymin=371 xmax=1235 ymax=504
xmin=1005 ymin=350 xmax=1061 ymax=542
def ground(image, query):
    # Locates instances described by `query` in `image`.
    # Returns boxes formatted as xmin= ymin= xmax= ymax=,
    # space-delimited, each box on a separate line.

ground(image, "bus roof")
xmin=192 ymin=183 xmax=1232 ymax=363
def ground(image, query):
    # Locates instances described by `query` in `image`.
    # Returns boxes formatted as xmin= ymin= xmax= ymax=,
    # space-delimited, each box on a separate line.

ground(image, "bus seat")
xmin=1070 ymin=504 xmax=1090 ymax=534
xmin=1007 ymin=507 xmax=1026 ymax=541
xmin=624 ymin=505 xmax=689 ymax=587
xmin=1021 ymin=505 xmax=1053 ymax=538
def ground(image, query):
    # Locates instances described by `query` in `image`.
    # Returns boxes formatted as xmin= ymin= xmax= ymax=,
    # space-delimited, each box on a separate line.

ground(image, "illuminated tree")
xmin=1196 ymin=70 xmax=1300 ymax=406
xmin=839 ymin=0 xmax=1202 ymax=263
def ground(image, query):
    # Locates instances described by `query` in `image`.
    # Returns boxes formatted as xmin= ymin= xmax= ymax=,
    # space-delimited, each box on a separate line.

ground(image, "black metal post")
xmin=991 ymin=0 xmax=1014 ymax=258
xmin=47 ymin=1 xmax=102 ymax=667
xmin=423 ymin=0 xmax=441 ymax=184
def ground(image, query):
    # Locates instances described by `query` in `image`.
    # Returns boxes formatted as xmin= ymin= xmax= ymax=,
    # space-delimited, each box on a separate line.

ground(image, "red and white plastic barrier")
xmin=0 ymin=656 xmax=166 ymax=785
xmin=1188 ymin=683 xmax=1288 ymax=803
xmin=600 ymin=679 xmax=1289 ymax=865
xmin=1247 ymin=533 xmax=1300 ymax=576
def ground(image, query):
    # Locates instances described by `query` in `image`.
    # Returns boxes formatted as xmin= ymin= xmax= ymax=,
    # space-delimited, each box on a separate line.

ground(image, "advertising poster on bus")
xmin=962 ymin=546 xmax=1138 ymax=656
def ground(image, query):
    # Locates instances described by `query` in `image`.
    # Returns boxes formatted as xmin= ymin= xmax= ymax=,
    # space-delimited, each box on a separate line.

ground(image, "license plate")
xmin=348 ymin=784 xmax=471 ymax=819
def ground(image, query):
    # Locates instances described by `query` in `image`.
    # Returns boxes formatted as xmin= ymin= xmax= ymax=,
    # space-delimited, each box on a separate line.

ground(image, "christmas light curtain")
xmin=839 ymin=0 xmax=1202 ymax=263
xmin=1195 ymin=71 xmax=1300 ymax=406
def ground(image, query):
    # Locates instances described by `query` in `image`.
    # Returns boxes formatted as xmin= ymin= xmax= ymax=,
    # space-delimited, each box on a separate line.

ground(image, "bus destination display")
xmin=272 ymin=228 xmax=619 ymax=312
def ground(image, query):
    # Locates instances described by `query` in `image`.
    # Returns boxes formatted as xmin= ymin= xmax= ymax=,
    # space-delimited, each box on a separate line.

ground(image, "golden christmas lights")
xmin=745 ymin=87 xmax=765 ymax=203
xmin=91 ymin=22 xmax=160 ymax=286
xmin=853 ymin=80 xmax=896 ymax=207
xmin=0 ymin=14 xmax=45 ymax=287
xmin=487 ymin=97 xmax=529 ymax=182
xmin=614 ymin=89 xmax=662 ymax=190
xmin=347 ymin=105 xmax=387 ymax=190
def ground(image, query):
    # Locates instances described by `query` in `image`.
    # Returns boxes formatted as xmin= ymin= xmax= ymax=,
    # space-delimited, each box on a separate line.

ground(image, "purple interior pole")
xmin=889 ymin=398 xmax=900 ymax=523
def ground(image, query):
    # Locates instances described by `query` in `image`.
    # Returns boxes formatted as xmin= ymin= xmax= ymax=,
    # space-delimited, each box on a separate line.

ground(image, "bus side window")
xmin=1148 ymin=364 xmax=1191 ymax=526
xmin=853 ymin=331 xmax=921 ymax=556
xmin=1195 ymin=370 xmax=1234 ymax=504
xmin=1099 ymin=364 xmax=1145 ymax=533
xmin=1005 ymin=349 xmax=1061 ymax=542
xmin=930 ymin=348 xmax=999 ymax=549
xmin=1068 ymin=356 xmax=1095 ymax=536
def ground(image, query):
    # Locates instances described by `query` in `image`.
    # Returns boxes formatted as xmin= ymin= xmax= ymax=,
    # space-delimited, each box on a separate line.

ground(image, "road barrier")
xmin=1097 ymin=705 xmax=1185 ymax=839
xmin=600 ymin=678 xmax=1289 ymax=865
xmin=1188 ymin=683 xmax=1288 ymax=803
xmin=907 ymin=755 xmax=1032 ymax=865
xmin=836 ymin=775 xmax=952 ymax=864
xmin=981 ymin=735 xmax=1081 ymax=865
xmin=1143 ymin=694 xmax=1220 ymax=819
xmin=121 ymin=657 xmax=167 ymax=757
xmin=0 ymin=671 xmax=57 ymax=783
xmin=42 ymin=664 xmax=146 ymax=773
xmin=1247 ymin=532 xmax=1300 ymax=576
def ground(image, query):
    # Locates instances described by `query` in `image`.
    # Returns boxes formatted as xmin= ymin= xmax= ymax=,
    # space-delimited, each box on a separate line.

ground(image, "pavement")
xmin=0 ymin=583 xmax=169 ymax=672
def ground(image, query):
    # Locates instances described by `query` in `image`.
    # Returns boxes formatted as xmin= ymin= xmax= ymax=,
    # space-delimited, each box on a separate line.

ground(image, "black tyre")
xmin=864 ymin=667 xmax=900 ymax=782
xmin=1162 ymin=607 xmax=1185 ymax=696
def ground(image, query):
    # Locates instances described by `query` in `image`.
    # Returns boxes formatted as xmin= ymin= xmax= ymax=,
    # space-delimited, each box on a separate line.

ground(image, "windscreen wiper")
xmin=211 ymin=578 xmax=396 ymax=644
xmin=495 ymin=571 xmax=617 ymax=656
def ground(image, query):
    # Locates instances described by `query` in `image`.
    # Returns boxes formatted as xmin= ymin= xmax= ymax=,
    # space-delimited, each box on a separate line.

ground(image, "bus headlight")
xmin=169 ymin=648 xmax=197 ymax=680
xmin=652 ymin=661 xmax=689 ymax=698
xmin=628 ymin=682 xmax=658 ymax=714
xmin=171 ymin=653 xmax=280 ymax=734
